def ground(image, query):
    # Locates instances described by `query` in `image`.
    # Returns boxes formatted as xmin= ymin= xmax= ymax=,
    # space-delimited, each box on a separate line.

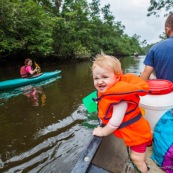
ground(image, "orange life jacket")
xmin=97 ymin=73 xmax=152 ymax=146
xmin=20 ymin=66 xmax=30 ymax=78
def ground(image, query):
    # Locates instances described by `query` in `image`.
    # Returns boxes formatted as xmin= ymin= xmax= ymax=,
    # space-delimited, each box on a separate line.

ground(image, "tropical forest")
xmin=0 ymin=0 xmax=172 ymax=63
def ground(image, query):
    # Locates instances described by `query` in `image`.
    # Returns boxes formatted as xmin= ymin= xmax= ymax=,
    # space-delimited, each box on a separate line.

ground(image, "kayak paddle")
xmin=82 ymin=91 xmax=97 ymax=113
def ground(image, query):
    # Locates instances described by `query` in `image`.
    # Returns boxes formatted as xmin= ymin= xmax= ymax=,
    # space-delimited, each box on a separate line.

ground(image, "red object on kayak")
xmin=147 ymin=79 xmax=173 ymax=95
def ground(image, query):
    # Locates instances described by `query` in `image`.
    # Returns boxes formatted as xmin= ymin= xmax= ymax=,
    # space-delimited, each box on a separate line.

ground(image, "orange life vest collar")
xmin=98 ymin=73 xmax=150 ymax=98
xmin=97 ymin=73 xmax=149 ymax=122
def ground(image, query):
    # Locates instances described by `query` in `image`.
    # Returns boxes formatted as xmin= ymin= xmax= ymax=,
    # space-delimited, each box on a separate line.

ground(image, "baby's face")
xmin=92 ymin=64 xmax=119 ymax=93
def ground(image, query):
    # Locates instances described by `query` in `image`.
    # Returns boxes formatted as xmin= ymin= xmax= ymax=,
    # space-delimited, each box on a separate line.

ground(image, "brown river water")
xmin=0 ymin=56 xmax=145 ymax=173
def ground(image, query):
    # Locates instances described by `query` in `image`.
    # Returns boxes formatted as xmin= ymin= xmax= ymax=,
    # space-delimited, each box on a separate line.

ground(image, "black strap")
xmin=117 ymin=113 xmax=142 ymax=130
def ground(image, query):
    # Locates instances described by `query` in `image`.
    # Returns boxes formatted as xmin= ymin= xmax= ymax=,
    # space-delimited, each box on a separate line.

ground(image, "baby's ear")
xmin=115 ymin=74 xmax=121 ymax=81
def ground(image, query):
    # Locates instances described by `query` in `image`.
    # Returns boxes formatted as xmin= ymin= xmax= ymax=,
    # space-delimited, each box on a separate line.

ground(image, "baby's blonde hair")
xmin=92 ymin=53 xmax=122 ymax=75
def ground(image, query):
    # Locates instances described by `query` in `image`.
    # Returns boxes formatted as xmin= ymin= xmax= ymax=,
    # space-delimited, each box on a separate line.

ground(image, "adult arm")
xmin=140 ymin=65 xmax=154 ymax=81
xmin=93 ymin=101 xmax=128 ymax=137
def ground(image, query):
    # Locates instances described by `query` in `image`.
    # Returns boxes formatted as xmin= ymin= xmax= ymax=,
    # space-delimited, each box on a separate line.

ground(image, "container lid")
xmin=147 ymin=79 xmax=173 ymax=95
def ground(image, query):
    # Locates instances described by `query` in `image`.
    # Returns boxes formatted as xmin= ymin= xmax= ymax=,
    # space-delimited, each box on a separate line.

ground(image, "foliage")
xmin=0 ymin=0 xmax=143 ymax=61
xmin=141 ymin=42 xmax=155 ymax=55
xmin=0 ymin=0 xmax=54 ymax=58
xmin=147 ymin=0 xmax=173 ymax=16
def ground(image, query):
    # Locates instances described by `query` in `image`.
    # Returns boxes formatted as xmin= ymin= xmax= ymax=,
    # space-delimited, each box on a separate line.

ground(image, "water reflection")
xmin=82 ymin=112 xmax=99 ymax=129
xmin=120 ymin=55 xmax=145 ymax=76
xmin=0 ymin=105 xmax=91 ymax=173
xmin=22 ymin=86 xmax=46 ymax=107
xmin=0 ymin=76 xmax=61 ymax=107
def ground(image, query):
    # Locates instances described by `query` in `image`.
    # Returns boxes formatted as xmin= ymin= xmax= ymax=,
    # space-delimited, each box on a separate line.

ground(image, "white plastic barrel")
xmin=139 ymin=79 xmax=173 ymax=132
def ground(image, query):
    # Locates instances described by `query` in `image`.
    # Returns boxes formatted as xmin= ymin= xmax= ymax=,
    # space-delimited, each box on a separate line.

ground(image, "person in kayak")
xmin=92 ymin=53 xmax=152 ymax=173
xmin=20 ymin=58 xmax=39 ymax=78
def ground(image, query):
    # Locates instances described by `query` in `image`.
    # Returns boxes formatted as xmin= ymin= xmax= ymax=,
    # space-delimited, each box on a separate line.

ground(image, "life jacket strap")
xmin=117 ymin=113 xmax=142 ymax=130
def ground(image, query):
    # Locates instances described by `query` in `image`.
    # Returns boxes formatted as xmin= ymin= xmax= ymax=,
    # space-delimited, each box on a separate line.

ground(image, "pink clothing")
xmin=130 ymin=143 xmax=147 ymax=153
xmin=20 ymin=66 xmax=28 ymax=78
xmin=25 ymin=66 xmax=32 ymax=73
xmin=130 ymin=141 xmax=151 ymax=153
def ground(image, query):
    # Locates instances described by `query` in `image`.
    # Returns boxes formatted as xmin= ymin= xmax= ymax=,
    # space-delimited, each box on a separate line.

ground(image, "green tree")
xmin=53 ymin=0 xmax=91 ymax=59
xmin=88 ymin=0 xmax=100 ymax=20
xmin=101 ymin=4 xmax=115 ymax=26
xmin=0 ymin=0 xmax=54 ymax=57
xmin=0 ymin=0 xmax=143 ymax=60
xmin=147 ymin=0 xmax=173 ymax=16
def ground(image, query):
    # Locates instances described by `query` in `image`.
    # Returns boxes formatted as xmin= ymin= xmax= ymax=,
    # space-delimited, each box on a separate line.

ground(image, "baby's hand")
xmin=93 ymin=126 xmax=103 ymax=137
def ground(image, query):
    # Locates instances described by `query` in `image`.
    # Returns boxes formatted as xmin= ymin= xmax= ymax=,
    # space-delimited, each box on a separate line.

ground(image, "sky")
xmin=98 ymin=0 xmax=167 ymax=44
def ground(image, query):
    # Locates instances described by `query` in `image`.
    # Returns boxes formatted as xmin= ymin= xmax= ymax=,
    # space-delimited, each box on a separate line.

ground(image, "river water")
xmin=0 ymin=56 xmax=145 ymax=173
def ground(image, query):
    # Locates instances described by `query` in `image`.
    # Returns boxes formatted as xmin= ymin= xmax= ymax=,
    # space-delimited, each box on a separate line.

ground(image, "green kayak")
xmin=0 ymin=70 xmax=61 ymax=91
